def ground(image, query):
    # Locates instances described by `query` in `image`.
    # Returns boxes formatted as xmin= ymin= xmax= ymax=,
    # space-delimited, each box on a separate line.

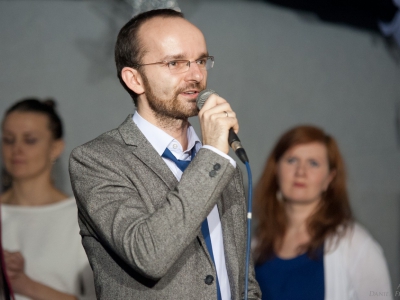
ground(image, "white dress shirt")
xmin=133 ymin=112 xmax=232 ymax=300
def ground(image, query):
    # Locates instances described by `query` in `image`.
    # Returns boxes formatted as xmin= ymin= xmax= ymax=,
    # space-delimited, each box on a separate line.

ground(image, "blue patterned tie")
xmin=162 ymin=147 xmax=222 ymax=300
xmin=161 ymin=147 xmax=191 ymax=172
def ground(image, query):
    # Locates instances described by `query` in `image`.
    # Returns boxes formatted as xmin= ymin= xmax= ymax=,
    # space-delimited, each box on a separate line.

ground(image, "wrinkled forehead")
xmin=138 ymin=16 xmax=207 ymax=60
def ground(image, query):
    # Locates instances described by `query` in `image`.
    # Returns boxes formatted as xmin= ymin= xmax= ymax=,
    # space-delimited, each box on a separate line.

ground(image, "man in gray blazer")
xmin=69 ymin=9 xmax=261 ymax=300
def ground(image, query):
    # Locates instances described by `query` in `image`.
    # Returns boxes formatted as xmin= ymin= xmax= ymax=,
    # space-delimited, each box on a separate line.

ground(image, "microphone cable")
xmin=243 ymin=161 xmax=253 ymax=300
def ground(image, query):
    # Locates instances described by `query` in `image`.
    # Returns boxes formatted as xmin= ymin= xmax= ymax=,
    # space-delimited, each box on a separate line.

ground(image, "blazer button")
xmin=213 ymin=163 xmax=221 ymax=171
xmin=204 ymin=275 xmax=214 ymax=285
xmin=209 ymin=170 xmax=217 ymax=177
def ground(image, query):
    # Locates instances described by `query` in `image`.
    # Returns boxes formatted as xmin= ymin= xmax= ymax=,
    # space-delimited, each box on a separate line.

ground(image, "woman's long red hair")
xmin=253 ymin=125 xmax=353 ymax=263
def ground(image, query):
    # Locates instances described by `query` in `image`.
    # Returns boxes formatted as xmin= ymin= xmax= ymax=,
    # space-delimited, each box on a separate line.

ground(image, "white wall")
xmin=1 ymin=0 xmax=399 ymax=292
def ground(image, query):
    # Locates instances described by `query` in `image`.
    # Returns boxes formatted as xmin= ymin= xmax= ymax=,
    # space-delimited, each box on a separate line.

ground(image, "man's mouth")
xmin=182 ymin=90 xmax=199 ymax=95
xmin=180 ymin=90 xmax=200 ymax=101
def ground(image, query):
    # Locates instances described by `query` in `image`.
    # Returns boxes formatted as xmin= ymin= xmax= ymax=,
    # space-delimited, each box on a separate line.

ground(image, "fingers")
xmin=4 ymin=251 xmax=24 ymax=272
xmin=199 ymin=93 xmax=227 ymax=110
xmin=199 ymin=94 xmax=239 ymax=132
xmin=205 ymin=109 xmax=239 ymax=132
xmin=198 ymin=93 xmax=239 ymax=153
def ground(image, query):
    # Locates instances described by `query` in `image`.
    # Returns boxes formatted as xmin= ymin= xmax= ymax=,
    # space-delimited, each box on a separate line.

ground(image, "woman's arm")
xmin=4 ymin=251 xmax=77 ymax=300
xmin=347 ymin=225 xmax=393 ymax=299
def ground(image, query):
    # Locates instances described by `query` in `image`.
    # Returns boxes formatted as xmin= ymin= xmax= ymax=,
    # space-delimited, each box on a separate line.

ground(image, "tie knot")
xmin=162 ymin=147 xmax=192 ymax=172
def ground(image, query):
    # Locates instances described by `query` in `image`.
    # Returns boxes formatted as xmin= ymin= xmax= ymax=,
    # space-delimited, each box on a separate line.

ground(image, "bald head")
xmin=137 ymin=17 xmax=206 ymax=66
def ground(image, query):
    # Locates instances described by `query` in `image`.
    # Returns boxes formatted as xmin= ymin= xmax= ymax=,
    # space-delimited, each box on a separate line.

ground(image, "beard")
xmin=141 ymin=72 xmax=205 ymax=121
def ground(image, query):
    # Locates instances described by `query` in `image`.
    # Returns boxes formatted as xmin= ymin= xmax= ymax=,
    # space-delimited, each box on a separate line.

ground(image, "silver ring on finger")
xmin=224 ymin=111 xmax=228 ymax=118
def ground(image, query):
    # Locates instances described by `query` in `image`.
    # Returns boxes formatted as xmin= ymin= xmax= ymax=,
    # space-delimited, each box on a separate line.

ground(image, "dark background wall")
xmin=1 ymin=0 xmax=399 ymax=292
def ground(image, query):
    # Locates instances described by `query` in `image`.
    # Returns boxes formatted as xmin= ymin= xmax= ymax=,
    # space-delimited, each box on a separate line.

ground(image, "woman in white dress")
xmin=1 ymin=99 xmax=95 ymax=300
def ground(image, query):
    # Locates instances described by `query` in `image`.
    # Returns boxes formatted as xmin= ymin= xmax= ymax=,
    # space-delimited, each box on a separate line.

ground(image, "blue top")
xmin=255 ymin=247 xmax=324 ymax=300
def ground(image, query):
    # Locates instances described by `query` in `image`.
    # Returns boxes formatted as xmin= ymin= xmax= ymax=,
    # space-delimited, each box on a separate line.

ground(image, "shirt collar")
xmin=132 ymin=112 xmax=201 ymax=156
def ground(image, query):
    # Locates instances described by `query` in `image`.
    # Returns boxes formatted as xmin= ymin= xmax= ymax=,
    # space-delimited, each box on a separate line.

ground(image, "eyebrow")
xmin=161 ymin=52 xmax=209 ymax=61
xmin=2 ymin=129 xmax=40 ymax=136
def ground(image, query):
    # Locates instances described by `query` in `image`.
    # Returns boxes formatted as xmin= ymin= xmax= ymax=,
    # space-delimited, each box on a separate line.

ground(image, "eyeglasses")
xmin=134 ymin=56 xmax=214 ymax=74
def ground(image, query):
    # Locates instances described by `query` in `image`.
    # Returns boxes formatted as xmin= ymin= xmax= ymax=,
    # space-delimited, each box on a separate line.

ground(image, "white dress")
xmin=1 ymin=197 xmax=95 ymax=300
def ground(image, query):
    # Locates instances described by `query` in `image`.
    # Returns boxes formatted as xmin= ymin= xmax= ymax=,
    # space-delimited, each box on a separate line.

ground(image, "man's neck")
xmin=137 ymin=108 xmax=190 ymax=150
xmin=157 ymin=117 xmax=190 ymax=150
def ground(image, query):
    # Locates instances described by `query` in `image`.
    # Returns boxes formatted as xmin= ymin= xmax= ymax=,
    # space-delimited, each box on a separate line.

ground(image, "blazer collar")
xmin=118 ymin=114 xmax=143 ymax=147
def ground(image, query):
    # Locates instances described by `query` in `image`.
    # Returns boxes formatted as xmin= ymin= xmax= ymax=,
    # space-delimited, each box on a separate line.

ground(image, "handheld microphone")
xmin=196 ymin=89 xmax=249 ymax=164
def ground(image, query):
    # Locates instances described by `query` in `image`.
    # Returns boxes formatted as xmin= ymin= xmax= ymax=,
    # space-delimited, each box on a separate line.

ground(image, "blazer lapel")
xmin=117 ymin=114 xmax=178 ymax=191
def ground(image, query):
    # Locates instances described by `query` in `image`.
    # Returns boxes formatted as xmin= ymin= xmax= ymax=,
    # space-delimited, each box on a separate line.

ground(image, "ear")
xmin=121 ymin=67 xmax=145 ymax=95
xmin=50 ymin=139 xmax=65 ymax=161
xmin=323 ymin=169 xmax=336 ymax=191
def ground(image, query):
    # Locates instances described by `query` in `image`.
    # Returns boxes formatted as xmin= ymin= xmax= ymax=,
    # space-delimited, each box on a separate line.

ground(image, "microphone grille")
xmin=196 ymin=89 xmax=218 ymax=110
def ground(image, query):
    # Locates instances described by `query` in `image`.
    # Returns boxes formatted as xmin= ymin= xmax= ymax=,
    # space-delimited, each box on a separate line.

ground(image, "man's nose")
xmin=184 ymin=61 xmax=204 ymax=82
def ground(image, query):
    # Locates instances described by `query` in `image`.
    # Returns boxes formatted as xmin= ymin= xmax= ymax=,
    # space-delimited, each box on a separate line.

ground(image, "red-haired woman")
xmin=252 ymin=125 xmax=392 ymax=300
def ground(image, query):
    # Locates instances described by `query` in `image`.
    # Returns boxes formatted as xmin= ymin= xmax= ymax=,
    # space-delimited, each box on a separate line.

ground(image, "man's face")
xmin=137 ymin=17 xmax=208 ymax=120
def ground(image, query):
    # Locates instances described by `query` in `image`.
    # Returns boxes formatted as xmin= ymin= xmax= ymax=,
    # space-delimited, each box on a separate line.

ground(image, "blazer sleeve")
xmin=69 ymin=141 xmax=236 ymax=281
xmin=77 ymin=264 xmax=96 ymax=300
xmin=246 ymin=254 xmax=262 ymax=300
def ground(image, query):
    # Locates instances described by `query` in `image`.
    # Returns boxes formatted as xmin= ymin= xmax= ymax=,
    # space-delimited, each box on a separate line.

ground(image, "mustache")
xmin=175 ymin=83 xmax=206 ymax=95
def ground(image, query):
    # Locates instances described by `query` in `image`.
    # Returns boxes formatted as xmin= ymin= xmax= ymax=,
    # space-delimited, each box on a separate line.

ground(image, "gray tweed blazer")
xmin=69 ymin=115 xmax=261 ymax=299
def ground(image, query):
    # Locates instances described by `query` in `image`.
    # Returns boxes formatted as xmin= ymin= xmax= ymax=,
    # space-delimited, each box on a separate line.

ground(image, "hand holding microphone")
xmin=197 ymin=89 xmax=249 ymax=163
xmin=197 ymin=90 xmax=252 ymax=300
